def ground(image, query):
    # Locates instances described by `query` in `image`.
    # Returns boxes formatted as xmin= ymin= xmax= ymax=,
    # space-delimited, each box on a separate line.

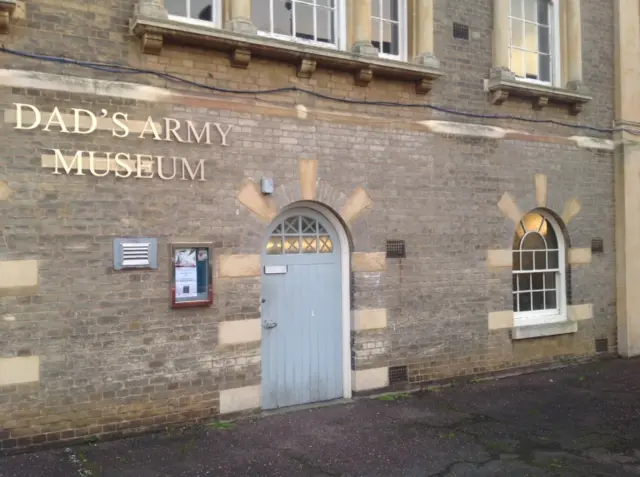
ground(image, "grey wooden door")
xmin=261 ymin=210 xmax=343 ymax=410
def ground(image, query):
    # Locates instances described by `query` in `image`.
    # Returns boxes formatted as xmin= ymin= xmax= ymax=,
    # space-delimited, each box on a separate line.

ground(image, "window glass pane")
xmin=512 ymin=275 xmax=518 ymax=291
xmin=513 ymin=251 xmax=521 ymax=270
xmin=317 ymin=0 xmax=334 ymax=6
xmin=283 ymin=216 xmax=299 ymax=233
xmin=522 ymin=233 xmax=544 ymax=251
xmin=544 ymin=271 xmax=556 ymax=290
xmin=284 ymin=236 xmax=300 ymax=254
xmin=524 ymin=22 xmax=537 ymax=50
xmin=537 ymin=0 xmax=549 ymax=25
xmin=534 ymin=251 xmax=546 ymax=269
xmin=301 ymin=216 xmax=316 ymax=233
xmin=266 ymin=236 xmax=283 ymax=255
xmin=524 ymin=0 xmax=536 ymax=21
xmin=510 ymin=0 xmax=522 ymax=18
xmin=531 ymin=272 xmax=543 ymax=291
xmin=191 ymin=0 xmax=213 ymax=21
xmin=511 ymin=19 xmax=524 ymax=48
xmin=518 ymin=274 xmax=531 ymax=291
xmin=538 ymin=26 xmax=550 ymax=53
xmin=521 ymin=251 xmax=534 ymax=270
xmin=319 ymin=235 xmax=333 ymax=253
xmin=545 ymin=225 xmax=558 ymax=248
xmin=382 ymin=21 xmax=399 ymax=55
xmin=525 ymin=51 xmax=539 ymax=79
xmin=518 ymin=293 xmax=532 ymax=312
xmin=532 ymin=291 xmax=545 ymax=310
xmin=371 ymin=17 xmax=381 ymax=49
xmin=548 ymin=251 xmax=559 ymax=269
xmin=510 ymin=48 xmax=525 ymax=77
xmin=273 ymin=0 xmax=292 ymax=35
xmin=295 ymin=1 xmax=314 ymax=40
xmin=545 ymin=291 xmax=557 ymax=309
xmin=166 ymin=0 xmax=187 ymax=17
xmin=317 ymin=6 xmax=335 ymax=44
xmin=513 ymin=293 xmax=518 ymax=312
xmin=252 ymin=0 xmax=271 ymax=31
xmin=539 ymin=54 xmax=551 ymax=82
xmin=302 ymin=237 xmax=317 ymax=253
xmin=372 ymin=0 xmax=380 ymax=17
xmin=383 ymin=0 xmax=399 ymax=21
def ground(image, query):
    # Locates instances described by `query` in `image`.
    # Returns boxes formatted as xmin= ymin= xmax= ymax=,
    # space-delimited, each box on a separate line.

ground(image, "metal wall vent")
xmin=591 ymin=237 xmax=604 ymax=254
xmin=113 ymin=238 xmax=158 ymax=271
xmin=453 ymin=22 xmax=469 ymax=40
xmin=386 ymin=240 xmax=406 ymax=259
xmin=389 ymin=365 xmax=408 ymax=384
xmin=595 ymin=338 xmax=608 ymax=353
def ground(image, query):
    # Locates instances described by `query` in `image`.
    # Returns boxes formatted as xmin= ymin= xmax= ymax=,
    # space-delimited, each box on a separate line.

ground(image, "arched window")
xmin=512 ymin=211 xmax=566 ymax=326
xmin=265 ymin=215 xmax=334 ymax=255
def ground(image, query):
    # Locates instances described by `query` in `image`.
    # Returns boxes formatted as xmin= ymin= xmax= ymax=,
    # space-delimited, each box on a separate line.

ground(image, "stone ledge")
xmin=129 ymin=15 xmax=443 ymax=94
xmin=512 ymin=320 xmax=578 ymax=340
xmin=0 ymin=0 xmax=16 ymax=34
xmin=486 ymin=69 xmax=592 ymax=115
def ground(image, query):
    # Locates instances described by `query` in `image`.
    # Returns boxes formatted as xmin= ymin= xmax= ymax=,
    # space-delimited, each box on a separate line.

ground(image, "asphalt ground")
xmin=2 ymin=357 xmax=640 ymax=476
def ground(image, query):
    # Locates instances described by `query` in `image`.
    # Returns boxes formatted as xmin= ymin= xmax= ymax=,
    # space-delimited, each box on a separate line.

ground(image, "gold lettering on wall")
xmin=9 ymin=103 xmax=236 ymax=182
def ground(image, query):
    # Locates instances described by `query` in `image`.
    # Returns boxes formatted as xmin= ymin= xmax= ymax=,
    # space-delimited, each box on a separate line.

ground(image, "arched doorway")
xmin=260 ymin=205 xmax=347 ymax=409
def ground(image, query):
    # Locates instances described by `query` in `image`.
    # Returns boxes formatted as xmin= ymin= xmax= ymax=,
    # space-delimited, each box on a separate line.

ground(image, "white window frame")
xmin=508 ymin=0 xmax=561 ymax=87
xmin=512 ymin=211 xmax=567 ymax=328
xmin=370 ymin=0 xmax=408 ymax=61
xmin=254 ymin=0 xmax=347 ymax=50
xmin=166 ymin=0 xmax=222 ymax=29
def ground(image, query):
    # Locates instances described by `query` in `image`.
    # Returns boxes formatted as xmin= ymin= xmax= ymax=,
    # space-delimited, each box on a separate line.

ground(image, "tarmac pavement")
xmin=2 ymin=357 xmax=640 ymax=476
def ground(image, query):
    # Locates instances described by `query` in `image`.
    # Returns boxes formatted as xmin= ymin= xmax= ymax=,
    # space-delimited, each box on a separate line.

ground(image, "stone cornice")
xmin=129 ymin=14 xmax=444 ymax=94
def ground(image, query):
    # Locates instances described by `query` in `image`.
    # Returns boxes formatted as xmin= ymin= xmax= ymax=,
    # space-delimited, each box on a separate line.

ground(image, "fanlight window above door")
xmin=266 ymin=215 xmax=333 ymax=255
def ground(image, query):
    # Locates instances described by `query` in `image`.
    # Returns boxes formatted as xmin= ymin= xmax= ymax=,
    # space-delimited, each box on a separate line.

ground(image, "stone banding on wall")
xmin=351 ymin=367 xmax=389 ymax=392
xmin=352 ymin=308 xmax=388 ymax=331
xmin=0 ymin=70 xmax=614 ymax=152
xmin=219 ymin=385 xmax=261 ymax=414
xmin=0 ymin=260 xmax=39 ymax=297
xmin=218 ymin=319 xmax=261 ymax=345
xmin=0 ymin=356 xmax=40 ymax=386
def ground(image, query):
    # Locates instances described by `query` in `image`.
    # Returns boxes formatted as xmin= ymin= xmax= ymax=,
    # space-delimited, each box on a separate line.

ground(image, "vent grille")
xmin=389 ymin=365 xmax=408 ymax=384
xmin=453 ymin=22 xmax=469 ymax=40
xmin=591 ymin=238 xmax=604 ymax=254
xmin=595 ymin=338 xmax=608 ymax=353
xmin=122 ymin=243 xmax=151 ymax=267
xmin=113 ymin=238 xmax=158 ymax=271
xmin=386 ymin=240 xmax=406 ymax=259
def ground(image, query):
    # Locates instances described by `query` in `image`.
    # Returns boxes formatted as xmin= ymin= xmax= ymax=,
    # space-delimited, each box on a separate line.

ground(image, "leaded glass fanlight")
xmin=266 ymin=216 xmax=333 ymax=255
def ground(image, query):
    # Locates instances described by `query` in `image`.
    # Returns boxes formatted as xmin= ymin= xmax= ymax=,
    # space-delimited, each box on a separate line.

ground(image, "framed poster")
xmin=170 ymin=242 xmax=213 ymax=309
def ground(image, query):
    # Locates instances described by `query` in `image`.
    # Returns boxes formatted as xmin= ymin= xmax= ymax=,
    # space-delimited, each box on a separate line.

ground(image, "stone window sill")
xmin=0 ymin=0 xmax=16 ymax=33
xmin=486 ymin=69 xmax=592 ymax=115
xmin=129 ymin=14 xmax=444 ymax=94
xmin=512 ymin=320 xmax=578 ymax=340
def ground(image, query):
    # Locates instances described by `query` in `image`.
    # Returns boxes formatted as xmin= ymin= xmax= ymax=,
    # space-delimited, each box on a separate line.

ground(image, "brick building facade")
xmin=0 ymin=0 xmax=629 ymax=451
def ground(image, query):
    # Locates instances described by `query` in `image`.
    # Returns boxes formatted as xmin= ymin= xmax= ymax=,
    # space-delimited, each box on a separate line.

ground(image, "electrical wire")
xmin=0 ymin=45 xmax=634 ymax=137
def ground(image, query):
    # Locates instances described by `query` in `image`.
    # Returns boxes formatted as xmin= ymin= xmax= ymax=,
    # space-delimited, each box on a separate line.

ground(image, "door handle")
xmin=263 ymin=320 xmax=277 ymax=330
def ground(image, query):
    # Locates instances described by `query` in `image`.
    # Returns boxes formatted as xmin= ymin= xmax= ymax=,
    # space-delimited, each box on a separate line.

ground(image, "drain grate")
xmin=386 ymin=240 xmax=406 ymax=259
xmin=389 ymin=365 xmax=408 ymax=384
xmin=595 ymin=338 xmax=608 ymax=353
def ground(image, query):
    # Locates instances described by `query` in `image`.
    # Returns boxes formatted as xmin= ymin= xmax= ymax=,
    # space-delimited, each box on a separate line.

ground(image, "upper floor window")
xmin=371 ymin=0 xmax=407 ymax=60
xmin=251 ymin=0 xmax=345 ymax=49
xmin=512 ymin=211 xmax=566 ymax=327
xmin=508 ymin=0 xmax=560 ymax=86
xmin=165 ymin=0 xmax=221 ymax=27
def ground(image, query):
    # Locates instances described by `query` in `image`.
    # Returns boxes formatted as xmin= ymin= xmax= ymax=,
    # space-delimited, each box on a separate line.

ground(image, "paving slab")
xmin=2 ymin=357 xmax=640 ymax=476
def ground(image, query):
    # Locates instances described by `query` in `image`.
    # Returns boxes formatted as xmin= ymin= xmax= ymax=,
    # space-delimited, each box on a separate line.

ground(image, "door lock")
xmin=263 ymin=320 xmax=277 ymax=329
